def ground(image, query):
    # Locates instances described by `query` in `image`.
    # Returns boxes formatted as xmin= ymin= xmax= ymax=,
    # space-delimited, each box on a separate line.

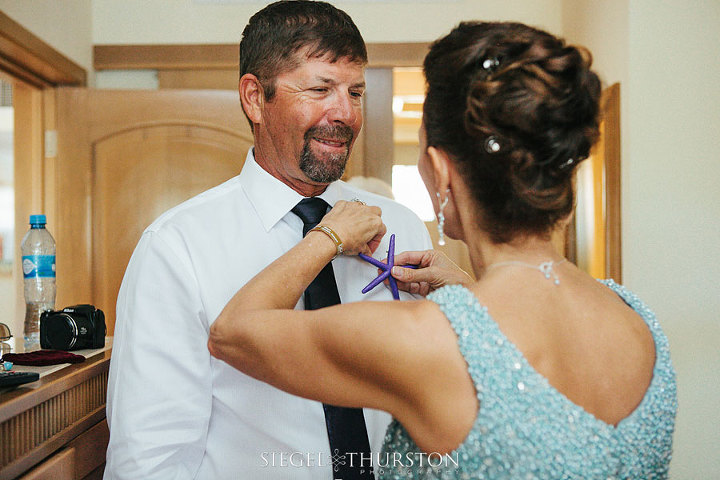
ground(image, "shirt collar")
xmin=239 ymin=149 xmax=346 ymax=232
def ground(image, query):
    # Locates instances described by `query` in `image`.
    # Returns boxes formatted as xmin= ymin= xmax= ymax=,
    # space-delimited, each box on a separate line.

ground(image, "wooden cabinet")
xmin=0 ymin=350 xmax=110 ymax=480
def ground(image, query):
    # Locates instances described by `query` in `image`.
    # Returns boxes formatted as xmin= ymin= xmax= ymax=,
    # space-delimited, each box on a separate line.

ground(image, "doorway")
xmin=0 ymin=11 xmax=86 ymax=345
xmin=390 ymin=67 xmax=474 ymax=276
xmin=0 ymin=78 xmax=13 ymax=338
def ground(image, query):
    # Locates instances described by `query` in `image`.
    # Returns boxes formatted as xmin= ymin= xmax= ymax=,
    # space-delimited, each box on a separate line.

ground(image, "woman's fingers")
xmin=321 ymin=200 xmax=385 ymax=255
xmin=393 ymin=250 xmax=434 ymax=268
xmin=367 ymin=222 xmax=387 ymax=254
xmin=392 ymin=264 xmax=441 ymax=287
xmin=389 ymin=249 xmax=473 ymax=295
xmin=389 ymin=268 xmax=432 ymax=297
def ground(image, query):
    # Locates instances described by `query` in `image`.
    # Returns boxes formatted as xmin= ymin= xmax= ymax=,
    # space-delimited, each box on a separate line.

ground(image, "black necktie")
xmin=292 ymin=198 xmax=374 ymax=480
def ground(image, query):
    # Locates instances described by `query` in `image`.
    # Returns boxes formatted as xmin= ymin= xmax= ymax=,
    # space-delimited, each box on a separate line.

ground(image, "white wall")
xmin=625 ymin=0 xmax=720 ymax=324
xmin=90 ymin=0 xmax=562 ymax=44
xmin=561 ymin=0 xmax=628 ymax=87
xmin=626 ymin=1 xmax=720 ymax=477
xmin=0 ymin=0 xmax=93 ymax=75
xmin=563 ymin=0 xmax=720 ymax=478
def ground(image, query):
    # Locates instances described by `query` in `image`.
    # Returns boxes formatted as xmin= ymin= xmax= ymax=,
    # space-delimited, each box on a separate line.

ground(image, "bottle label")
xmin=22 ymin=255 xmax=56 ymax=279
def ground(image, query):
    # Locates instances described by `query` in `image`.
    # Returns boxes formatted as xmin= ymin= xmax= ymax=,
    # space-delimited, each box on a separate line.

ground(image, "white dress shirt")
xmin=104 ymin=150 xmax=433 ymax=480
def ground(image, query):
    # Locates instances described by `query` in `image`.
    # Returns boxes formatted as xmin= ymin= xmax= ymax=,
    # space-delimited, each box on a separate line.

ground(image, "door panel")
xmin=93 ymin=124 xmax=250 ymax=333
xmin=55 ymin=88 xmax=252 ymax=333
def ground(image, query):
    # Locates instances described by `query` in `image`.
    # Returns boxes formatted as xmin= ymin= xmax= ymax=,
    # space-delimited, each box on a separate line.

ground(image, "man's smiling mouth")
xmin=314 ymin=137 xmax=348 ymax=148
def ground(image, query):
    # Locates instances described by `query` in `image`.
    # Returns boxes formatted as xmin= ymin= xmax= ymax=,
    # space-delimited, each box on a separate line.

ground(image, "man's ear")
xmin=239 ymin=73 xmax=264 ymax=125
xmin=427 ymin=146 xmax=452 ymax=194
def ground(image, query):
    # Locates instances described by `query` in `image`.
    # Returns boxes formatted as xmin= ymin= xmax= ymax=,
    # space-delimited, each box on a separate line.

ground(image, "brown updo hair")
xmin=423 ymin=22 xmax=601 ymax=243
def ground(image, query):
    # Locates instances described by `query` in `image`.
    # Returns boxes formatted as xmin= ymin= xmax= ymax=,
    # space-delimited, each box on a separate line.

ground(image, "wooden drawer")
xmin=18 ymin=420 xmax=108 ymax=480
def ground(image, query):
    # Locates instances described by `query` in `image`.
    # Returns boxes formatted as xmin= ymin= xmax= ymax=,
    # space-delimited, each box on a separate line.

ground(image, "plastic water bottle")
xmin=21 ymin=215 xmax=56 ymax=351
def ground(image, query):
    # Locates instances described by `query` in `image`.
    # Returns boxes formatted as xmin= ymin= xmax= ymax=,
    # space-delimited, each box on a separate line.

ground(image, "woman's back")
xmin=380 ymin=280 xmax=677 ymax=479
xmin=476 ymin=263 xmax=657 ymax=427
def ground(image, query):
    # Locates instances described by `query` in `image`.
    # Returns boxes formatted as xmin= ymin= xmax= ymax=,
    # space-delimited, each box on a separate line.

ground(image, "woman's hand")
xmin=318 ymin=200 xmax=386 ymax=256
xmin=390 ymin=249 xmax=473 ymax=296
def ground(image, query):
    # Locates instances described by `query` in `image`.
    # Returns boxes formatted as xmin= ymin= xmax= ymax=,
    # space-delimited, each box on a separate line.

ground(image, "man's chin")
xmin=301 ymin=155 xmax=348 ymax=184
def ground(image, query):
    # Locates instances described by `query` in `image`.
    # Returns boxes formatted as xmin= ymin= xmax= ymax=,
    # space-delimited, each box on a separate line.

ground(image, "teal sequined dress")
xmin=379 ymin=281 xmax=677 ymax=479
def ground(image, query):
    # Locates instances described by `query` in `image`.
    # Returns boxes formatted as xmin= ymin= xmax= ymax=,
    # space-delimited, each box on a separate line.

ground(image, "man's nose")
xmin=328 ymin=92 xmax=361 ymax=126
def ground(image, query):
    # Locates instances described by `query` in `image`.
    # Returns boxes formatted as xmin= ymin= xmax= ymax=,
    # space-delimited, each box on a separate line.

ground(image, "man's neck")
xmin=253 ymin=149 xmax=330 ymax=197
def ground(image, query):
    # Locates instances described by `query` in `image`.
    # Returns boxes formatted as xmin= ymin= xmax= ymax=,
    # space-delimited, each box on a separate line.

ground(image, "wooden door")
xmin=53 ymin=88 xmax=253 ymax=334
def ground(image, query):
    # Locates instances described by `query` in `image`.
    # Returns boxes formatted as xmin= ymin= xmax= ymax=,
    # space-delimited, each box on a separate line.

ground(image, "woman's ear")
xmin=427 ymin=146 xmax=452 ymax=194
xmin=239 ymin=73 xmax=264 ymax=125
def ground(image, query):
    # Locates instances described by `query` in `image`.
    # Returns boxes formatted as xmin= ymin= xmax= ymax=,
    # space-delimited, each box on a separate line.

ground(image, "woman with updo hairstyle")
xmin=209 ymin=22 xmax=677 ymax=479
xmin=422 ymin=21 xmax=601 ymax=243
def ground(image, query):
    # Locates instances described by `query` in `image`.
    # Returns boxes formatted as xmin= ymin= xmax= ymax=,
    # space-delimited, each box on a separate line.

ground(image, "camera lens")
xmin=44 ymin=313 xmax=79 ymax=350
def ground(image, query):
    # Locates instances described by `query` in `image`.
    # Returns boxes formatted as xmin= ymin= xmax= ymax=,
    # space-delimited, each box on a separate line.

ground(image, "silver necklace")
xmin=485 ymin=258 xmax=567 ymax=285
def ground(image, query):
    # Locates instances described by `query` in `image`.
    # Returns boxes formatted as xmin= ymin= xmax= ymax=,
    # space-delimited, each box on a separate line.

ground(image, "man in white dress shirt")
xmin=104 ymin=1 xmax=432 ymax=479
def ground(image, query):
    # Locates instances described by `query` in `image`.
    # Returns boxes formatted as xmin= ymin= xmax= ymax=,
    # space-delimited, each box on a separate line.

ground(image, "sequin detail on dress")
xmin=379 ymin=280 xmax=677 ymax=479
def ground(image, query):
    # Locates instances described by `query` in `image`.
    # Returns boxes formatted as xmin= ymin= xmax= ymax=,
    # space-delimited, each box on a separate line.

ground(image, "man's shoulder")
xmin=337 ymin=182 xmax=422 ymax=224
xmin=335 ymin=182 xmax=431 ymax=250
xmin=145 ymin=175 xmax=245 ymax=234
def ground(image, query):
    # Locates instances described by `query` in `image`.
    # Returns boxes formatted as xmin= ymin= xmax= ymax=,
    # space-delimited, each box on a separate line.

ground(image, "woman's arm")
xmin=210 ymin=299 xmax=477 ymax=454
xmin=207 ymin=198 xmax=413 ymax=413
xmin=207 ymin=201 xmax=476 ymax=453
xmin=212 ymin=300 xmax=420 ymax=409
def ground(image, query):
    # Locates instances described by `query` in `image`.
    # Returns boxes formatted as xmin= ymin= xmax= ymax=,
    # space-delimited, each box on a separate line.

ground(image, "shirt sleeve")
xmin=105 ymin=230 xmax=212 ymax=480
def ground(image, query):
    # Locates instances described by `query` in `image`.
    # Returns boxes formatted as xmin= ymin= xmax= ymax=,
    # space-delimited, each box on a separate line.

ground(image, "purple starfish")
xmin=358 ymin=234 xmax=416 ymax=300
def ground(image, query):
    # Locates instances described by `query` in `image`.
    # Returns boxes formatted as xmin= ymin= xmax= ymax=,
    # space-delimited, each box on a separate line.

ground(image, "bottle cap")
xmin=29 ymin=214 xmax=47 ymax=225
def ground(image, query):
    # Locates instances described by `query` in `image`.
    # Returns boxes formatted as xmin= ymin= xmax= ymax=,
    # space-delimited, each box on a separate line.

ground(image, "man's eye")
xmin=311 ymin=88 xmax=328 ymax=93
xmin=350 ymin=91 xmax=364 ymax=98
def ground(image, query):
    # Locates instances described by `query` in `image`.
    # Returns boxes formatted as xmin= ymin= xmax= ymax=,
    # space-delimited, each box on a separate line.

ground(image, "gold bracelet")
xmin=309 ymin=225 xmax=344 ymax=259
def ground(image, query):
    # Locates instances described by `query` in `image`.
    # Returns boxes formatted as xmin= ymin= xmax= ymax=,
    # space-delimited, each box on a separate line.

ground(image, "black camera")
xmin=40 ymin=304 xmax=106 ymax=351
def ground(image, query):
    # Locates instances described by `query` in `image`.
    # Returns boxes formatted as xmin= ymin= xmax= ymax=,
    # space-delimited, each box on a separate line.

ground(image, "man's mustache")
xmin=305 ymin=125 xmax=354 ymax=144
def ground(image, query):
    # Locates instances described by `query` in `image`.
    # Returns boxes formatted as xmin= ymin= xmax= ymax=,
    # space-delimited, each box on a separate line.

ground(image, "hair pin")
xmin=558 ymin=158 xmax=576 ymax=170
xmin=480 ymin=56 xmax=500 ymax=74
xmin=485 ymin=136 xmax=501 ymax=154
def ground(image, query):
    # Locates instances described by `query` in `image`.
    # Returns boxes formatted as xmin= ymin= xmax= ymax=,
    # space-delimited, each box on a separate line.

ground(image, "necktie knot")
xmin=292 ymin=197 xmax=330 ymax=235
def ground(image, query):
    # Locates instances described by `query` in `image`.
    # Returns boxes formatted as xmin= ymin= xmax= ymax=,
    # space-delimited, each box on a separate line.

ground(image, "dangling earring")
xmin=435 ymin=189 xmax=450 ymax=246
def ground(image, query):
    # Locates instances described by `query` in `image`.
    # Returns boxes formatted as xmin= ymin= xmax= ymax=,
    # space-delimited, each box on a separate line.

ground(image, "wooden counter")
xmin=0 ymin=348 xmax=111 ymax=480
